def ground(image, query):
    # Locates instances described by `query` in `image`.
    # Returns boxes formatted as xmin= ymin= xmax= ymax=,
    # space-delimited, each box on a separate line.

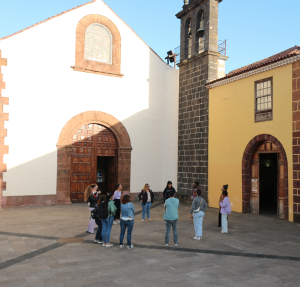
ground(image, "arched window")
xmin=185 ymin=18 xmax=192 ymax=59
xmin=73 ymin=14 xmax=122 ymax=78
xmin=84 ymin=24 xmax=112 ymax=64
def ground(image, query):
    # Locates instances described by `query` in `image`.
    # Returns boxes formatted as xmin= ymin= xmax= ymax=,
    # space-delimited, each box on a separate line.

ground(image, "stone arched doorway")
xmin=56 ymin=111 xmax=132 ymax=204
xmin=242 ymin=134 xmax=288 ymax=220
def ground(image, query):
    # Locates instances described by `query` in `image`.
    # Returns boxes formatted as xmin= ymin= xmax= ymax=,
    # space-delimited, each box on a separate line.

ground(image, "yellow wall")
xmin=208 ymin=64 xmax=293 ymax=221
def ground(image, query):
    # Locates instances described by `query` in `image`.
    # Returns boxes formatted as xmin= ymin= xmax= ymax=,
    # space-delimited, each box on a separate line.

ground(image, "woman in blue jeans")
xmin=101 ymin=193 xmax=117 ymax=247
xmin=189 ymin=189 xmax=207 ymax=240
xmin=138 ymin=184 xmax=154 ymax=222
xmin=119 ymin=195 xmax=135 ymax=249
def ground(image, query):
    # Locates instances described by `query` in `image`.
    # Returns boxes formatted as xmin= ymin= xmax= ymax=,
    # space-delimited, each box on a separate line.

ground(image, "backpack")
xmin=91 ymin=205 xmax=99 ymax=220
xmin=98 ymin=202 xmax=108 ymax=219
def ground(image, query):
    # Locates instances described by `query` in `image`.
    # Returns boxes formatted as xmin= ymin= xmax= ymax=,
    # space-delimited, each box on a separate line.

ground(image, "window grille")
xmin=84 ymin=24 xmax=112 ymax=64
xmin=255 ymin=78 xmax=273 ymax=122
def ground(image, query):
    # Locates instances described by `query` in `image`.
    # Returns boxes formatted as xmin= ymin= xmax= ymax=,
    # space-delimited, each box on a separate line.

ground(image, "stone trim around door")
xmin=242 ymin=134 xmax=289 ymax=220
xmin=71 ymin=14 xmax=123 ymax=78
xmin=292 ymin=60 xmax=300 ymax=223
xmin=56 ymin=111 xmax=132 ymax=204
xmin=0 ymin=51 xmax=9 ymax=208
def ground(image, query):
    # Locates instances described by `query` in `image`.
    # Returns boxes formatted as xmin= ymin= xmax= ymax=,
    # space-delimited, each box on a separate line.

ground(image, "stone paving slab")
xmin=0 ymin=202 xmax=300 ymax=286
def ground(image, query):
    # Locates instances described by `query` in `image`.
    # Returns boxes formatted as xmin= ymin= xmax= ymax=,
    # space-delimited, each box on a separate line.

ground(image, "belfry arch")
xmin=56 ymin=111 xmax=132 ymax=204
xmin=242 ymin=134 xmax=288 ymax=219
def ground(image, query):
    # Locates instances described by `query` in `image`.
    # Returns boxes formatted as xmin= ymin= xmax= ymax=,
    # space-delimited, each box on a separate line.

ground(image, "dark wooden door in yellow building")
xmin=250 ymin=141 xmax=285 ymax=219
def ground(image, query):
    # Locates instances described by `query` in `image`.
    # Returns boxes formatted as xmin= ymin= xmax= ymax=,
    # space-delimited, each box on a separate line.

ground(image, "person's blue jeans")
xmin=95 ymin=218 xmax=103 ymax=241
xmin=119 ymin=219 xmax=134 ymax=246
xmin=165 ymin=220 xmax=178 ymax=244
xmin=193 ymin=211 xmax=205 ymax=237
xmin=221 ymin=214 xmax=228 ymax=233
xmin=141 ymin=202 xmax=152 ymax=220
xmin=101 ymin=216 xmax=114 ymax=243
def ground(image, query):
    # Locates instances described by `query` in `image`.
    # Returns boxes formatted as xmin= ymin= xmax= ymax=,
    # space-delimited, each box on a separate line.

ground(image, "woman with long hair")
xmin=138 ymin=183 xmax=154 ymax=222
xmin=94 ymin=195 xmax=105 ymax=244
xmin=163 ymin=181 xmax=176 ymax=202
xmin=119 ymin=194 xmax=135 ymax=249
xmin=189 ymin=189 xmax=207 ymax=240
xmin=218 ymin=185 xmax=228 ymax=229
xmin=85 ymin=184 xmax=100 ymax=233
xmin=101 ymin=193 xmax=117 ymax=247
xmin=113 ymin=183 xmax=122 ymax=224
xmin=220 ymin=185 xmax=231 ymax=234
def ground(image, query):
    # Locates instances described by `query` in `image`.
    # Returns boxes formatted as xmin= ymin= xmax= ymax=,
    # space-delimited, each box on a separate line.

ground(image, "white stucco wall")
xmin=0 ymin=0 xmax=179 ymax=196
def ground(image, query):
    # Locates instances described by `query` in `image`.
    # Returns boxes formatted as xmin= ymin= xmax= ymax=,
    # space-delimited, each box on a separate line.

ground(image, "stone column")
xmin=0 ymin=51 xmax=8 ymax=208
xmin=292 ymin=60 xmax=300 ymax=222
xmin=118 ymin=147 xmax=132 ymax=199
xmin=56 ymin=145 xmax=72 ymax=205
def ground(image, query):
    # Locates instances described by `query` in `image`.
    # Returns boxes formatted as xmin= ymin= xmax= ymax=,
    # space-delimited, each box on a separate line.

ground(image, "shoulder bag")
xmin=193 ymin=198 xmax=203 ymax=213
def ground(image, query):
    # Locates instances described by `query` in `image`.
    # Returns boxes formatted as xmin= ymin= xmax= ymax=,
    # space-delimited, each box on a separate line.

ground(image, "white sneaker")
xmin=165 ymin=244 xmax=168 ymax=247
xmin=103 ymin=243 xmax=106 ymax=247
xmin=94 ymin=240 xmax=98 ymax=243
xmin=113 ymin=221 xmax=117 ymax=225
xmin=120 ymin=245 xmax=125 ymax=248
xmin=106 ymin=243 xmax=113 ymax=247
xmin=193 ymin=236 xmax=201 ymax=240
xmin=97 ymin=240 xmax=103 ymax=244
xmin=174 ymin=243 xmax=179 ymax=247
xmin=127 ymin=245 xmax=134 ymax=249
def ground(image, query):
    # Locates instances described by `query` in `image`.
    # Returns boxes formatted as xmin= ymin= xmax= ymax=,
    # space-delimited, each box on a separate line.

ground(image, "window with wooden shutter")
xmin=255 ymin=77 xmax=273 ymax=122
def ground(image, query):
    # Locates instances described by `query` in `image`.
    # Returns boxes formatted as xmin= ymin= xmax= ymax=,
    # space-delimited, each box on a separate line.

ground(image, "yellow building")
xmin=207 ymin=46 xmax=300 ymax=222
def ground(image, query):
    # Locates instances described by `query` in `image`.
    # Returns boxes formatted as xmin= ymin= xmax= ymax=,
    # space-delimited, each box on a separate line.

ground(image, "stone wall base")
xmin=0 ymin=195 xmax=71 ymax=208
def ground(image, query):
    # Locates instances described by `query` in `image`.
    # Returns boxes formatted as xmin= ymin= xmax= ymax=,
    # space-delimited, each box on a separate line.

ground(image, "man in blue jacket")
xmin=164 ymin=189 xmax=179 ymax=247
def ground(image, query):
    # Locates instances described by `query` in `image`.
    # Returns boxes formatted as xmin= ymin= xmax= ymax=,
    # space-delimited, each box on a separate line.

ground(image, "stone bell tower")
xmin=176 ymin=0 xmax=225 ymax=200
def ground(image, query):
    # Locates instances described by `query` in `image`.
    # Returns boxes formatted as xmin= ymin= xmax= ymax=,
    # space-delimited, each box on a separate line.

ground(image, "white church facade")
xmin=0 ymin=0 xmax=179 ymax=207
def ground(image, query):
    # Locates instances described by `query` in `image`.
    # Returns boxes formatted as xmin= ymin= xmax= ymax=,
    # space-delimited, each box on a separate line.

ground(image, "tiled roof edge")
xmin=0 ymin=0 xmax=97 ymax=41
xmin=0 ymin=0 xmax=168 ymax=67
xmin=206 ymin=54 xmax=300 ymax=89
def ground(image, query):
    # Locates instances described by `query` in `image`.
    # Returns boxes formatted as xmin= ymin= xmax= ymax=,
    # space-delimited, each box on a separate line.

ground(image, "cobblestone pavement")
xmin=0 ymin=201 xmax=299 ymax=286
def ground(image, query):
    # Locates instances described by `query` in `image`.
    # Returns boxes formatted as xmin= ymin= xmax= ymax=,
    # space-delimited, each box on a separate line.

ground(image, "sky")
xmin=0 ymin=0 xmax=299 ymax=73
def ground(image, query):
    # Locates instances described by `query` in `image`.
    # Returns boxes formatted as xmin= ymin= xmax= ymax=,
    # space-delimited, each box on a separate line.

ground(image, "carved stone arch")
xmin=56 ymin=111 xmax=132 ymax=204
xmin=242 ymin=134 xmax=288 ymax=220
xmin=71 ymin=14 xmax=123 ymax=78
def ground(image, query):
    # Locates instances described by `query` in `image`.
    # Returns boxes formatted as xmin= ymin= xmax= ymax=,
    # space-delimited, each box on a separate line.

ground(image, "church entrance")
xmin=70 ymin=124 xmax=118 ymax=203
xmin=249 ymin=141 xmax=285 ymax=218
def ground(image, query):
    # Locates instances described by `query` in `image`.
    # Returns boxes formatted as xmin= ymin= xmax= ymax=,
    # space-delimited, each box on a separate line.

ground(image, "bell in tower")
xmin=197 ymin=13 xmax=205 ymax=34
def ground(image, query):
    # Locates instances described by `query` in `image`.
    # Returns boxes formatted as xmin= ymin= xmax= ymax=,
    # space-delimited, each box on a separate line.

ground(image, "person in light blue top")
xmin=119 ymin=195 xmax=135 ymax=249
xmin=164 ymin=189 xmax=180 ymax=247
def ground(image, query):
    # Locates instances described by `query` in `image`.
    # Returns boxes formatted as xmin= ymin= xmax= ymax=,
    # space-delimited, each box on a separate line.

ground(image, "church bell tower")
xmin=176 ymin=0 xmax=224 ymax=200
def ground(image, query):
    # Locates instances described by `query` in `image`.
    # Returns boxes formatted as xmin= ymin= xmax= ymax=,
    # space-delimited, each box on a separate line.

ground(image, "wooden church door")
xmin=250 ymin=151 xmax=260 ymax=214
xmin=70 ymin=124 xmax=118 ymax=203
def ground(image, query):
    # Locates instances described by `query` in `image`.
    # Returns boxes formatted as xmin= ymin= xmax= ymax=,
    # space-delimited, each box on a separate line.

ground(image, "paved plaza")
xmin=0 ymin=201 xmax=300 ymax=287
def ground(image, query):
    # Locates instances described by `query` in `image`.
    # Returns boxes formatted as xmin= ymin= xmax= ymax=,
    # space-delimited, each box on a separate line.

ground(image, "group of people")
xmin=84 ymin=180 xmax=231 ymax=248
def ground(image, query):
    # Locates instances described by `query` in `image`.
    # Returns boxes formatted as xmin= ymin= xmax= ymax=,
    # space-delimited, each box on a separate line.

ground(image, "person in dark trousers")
xmin=164 ymin=189 xmax=179 ymax=247
xmin=94 ymin=195 xmax=104 ymax=244
xmin=138 ymin=183 xmax=154 ymax=222
xmin=119 ymin=195 xmax=135 ymax=249
xmin=163 ymin=181 xmax=176 ymax=202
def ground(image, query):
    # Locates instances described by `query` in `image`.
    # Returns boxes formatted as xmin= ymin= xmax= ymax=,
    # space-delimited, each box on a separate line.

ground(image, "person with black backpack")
xmin=93 ymin=195 xmax=105 ymax=244
xmin=100 ymin=193 xmax=117 ymax=247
